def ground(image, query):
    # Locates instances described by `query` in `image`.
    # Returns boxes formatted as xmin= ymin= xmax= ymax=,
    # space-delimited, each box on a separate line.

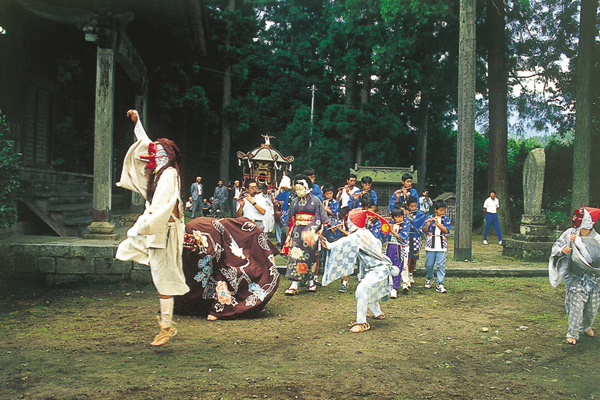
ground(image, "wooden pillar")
xmin=454 ymin=0 xmax=476 ymax=260
xmin=87 ymin=36 xmax=117 ymax=238
xmin=130 ymin=91 xmax=147 ymax=214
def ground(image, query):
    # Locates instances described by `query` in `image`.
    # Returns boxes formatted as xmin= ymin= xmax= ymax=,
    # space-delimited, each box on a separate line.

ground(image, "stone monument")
xmin=503 ymin=148 xmax=553 ymax=260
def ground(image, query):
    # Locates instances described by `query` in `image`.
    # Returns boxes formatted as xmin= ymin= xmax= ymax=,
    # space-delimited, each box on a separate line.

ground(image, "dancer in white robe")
xmin=116 ymin=109 xmax=189 ymax=346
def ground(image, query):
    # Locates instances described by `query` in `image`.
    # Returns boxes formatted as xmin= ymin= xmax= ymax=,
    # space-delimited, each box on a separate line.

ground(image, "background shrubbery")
xmin=0 ymin=115 xmax=21 ymax=228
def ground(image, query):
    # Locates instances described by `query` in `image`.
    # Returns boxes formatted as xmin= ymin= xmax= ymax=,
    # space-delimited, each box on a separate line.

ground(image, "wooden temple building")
xmin=0 ymin=0 xmax=205 ymax=237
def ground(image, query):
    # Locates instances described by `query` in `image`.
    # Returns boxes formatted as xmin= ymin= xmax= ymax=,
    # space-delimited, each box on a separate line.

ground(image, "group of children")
xmin=314 ymin=173 xmax=452 ymax=297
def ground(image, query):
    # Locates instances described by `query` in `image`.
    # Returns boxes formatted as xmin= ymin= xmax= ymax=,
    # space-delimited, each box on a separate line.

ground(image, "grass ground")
xmin=1 ymin=272 xmax=599 ymax=399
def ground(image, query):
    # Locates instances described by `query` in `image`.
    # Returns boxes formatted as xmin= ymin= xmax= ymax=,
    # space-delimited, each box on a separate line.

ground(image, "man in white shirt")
xmin=419 ymin=189 xmax=433 ymax=214
xmin=336 ymin=173 xmax=360 ymax=218
xmin=236 ymin=179 xmax=267 ymax=230
xmin=483 ymin=190 xmax=502 ymax=245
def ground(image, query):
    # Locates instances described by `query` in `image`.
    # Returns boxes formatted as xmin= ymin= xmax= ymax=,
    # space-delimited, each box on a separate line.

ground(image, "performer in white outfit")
xmin=116 ymin=109 xmax=189 ymax=346
xmin=549 ymin=207 xmax=600 ymax=345
xmin=320 ymin=208 xmax=397 ymax=333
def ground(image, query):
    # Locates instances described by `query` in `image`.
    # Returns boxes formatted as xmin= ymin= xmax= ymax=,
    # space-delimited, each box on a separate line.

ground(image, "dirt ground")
xmin=2 ymin=269 xmax=600 ymax=400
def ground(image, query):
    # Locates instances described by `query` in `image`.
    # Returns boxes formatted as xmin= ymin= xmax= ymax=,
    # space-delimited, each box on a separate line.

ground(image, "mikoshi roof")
xmin=237 ymin=145 xmax=294 ymax=163
xmin=237 ymin=135 xmax=294 ymax=163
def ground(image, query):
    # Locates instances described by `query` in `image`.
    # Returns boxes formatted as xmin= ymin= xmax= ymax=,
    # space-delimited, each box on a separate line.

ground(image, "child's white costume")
xmin=115 ymin=110 xmax=189 ymax=345
xmin=322 ymin=209 xmax=397 ymax=331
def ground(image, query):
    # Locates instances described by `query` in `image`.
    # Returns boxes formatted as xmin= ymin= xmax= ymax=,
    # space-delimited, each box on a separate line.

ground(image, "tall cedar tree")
xmin=486 ymin=0 xmax=510 ymax=235
xmin=571 ymin=0 xmax=598 ymax=210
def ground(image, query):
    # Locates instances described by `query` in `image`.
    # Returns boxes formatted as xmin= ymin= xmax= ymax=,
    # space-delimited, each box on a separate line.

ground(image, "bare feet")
xmin=585 ymin=329 xmax=594 ymax=337
xmin=566 ymin=337 xmax=577 ymax=345
xmin=207 ymin=315 xmax=218 ymax=321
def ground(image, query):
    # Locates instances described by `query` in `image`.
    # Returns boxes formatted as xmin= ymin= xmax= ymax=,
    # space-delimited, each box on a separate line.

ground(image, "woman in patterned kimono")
xmin=283 ymin=175 xmax=329 ymax=295
xmin=175 ymin=217 xmax=280 ymax=320
xmin=320 ymin=208 xmax=396 ymax=333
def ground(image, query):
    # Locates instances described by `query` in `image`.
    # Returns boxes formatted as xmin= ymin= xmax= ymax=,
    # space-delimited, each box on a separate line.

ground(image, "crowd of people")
xmin=115 ymin=110 xmax=600 ymax=346
xmin=182 ymin=169 xmax=450 ymax=333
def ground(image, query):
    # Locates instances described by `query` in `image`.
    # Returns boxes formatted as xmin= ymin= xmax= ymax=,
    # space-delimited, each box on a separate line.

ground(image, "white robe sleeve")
xmin=116 ymin=112 xmax=152 ymax=199
xmin=549 ymin=229 xmax=573 ymax=287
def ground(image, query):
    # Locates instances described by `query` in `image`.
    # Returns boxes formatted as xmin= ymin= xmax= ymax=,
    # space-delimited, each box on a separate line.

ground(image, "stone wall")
xmin=0 ymin=240 xmax=152 ymax=285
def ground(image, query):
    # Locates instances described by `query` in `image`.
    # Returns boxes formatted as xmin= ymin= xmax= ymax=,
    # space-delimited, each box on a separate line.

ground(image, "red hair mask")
xmin=140 ymin=142 xmax=157 ymax=170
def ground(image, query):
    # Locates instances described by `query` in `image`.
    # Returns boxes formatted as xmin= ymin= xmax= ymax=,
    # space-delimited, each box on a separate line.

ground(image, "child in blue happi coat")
xmin=386 ymin=204 xmax=410 ymax=298
xmin=402 ymin=195 xmax=426 ymax=293
xmin=423 ymin=200 xmax=452 ymax=293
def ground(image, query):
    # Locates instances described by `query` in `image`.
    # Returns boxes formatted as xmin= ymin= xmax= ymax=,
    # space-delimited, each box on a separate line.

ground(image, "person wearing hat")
xmin=319 ymin=208 xmax=397 ymax=333
xmin=549 ymin=207 xmax=600 ymax=345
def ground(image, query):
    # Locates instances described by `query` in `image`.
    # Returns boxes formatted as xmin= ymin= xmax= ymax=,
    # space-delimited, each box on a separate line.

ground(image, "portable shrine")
xmin=237 ymin=135 xmax=294 ymax=189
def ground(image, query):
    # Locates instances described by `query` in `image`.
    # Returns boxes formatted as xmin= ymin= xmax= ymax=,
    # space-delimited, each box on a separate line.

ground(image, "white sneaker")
xmin=483 ymin=240 xmax=489 ymax=245
xmin=402 ymin=283 xmax=410 ymax=293
xmin=499 ymin=240 xmax=503 ymax=245
xmin=390 ymin=289 xmax=398 ymax=299
xmin=424 ymin=279 xmax=435 ymax=289
xmin=409 ymin=273 xmax=415 ymax=284
xmin=436 ymin=283 xmax=447 ymax=293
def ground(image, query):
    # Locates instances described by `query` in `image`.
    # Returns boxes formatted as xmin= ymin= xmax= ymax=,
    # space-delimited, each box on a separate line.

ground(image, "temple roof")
xmin=8 ymin=0 xmax=204 ymax=62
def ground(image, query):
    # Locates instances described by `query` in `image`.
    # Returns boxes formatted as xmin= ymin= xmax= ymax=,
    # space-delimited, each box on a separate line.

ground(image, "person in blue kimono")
xmin=352 ymin=176 xmax=378 ymax=208
xmin=402 ymin=196 xmax=426 ymax=293
xmin=304 ymin=168 xmax=324 ymax=201
xmin=386 ymin=205 xmax=410 ymax=298
xmin=388 ymin=173 xmax=419 ymax=213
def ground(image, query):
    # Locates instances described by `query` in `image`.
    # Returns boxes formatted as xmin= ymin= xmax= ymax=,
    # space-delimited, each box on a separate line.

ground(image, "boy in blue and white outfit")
xmin=386 ymin=204 xmax=410 ymax=298
xmin=423 ymin=200 xmax=452 ymax=293
xmin=353 ymin=176 xmax=378 ymax=208
xmin=402 ymin=196 xmax=426 ymax=292
xmin=388 ymin=173 xmax=419 ymax=213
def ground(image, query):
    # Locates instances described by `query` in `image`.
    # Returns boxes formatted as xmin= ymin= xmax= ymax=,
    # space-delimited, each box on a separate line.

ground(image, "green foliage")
xmin=0 ymin=116 xmax=21 ymax=228
xmin=545 ymin=209 xmax=570 ymax=230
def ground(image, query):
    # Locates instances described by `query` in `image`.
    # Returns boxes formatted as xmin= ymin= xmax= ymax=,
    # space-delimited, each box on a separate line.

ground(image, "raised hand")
xmin=126 ymin=109 xmax=138 ymax=124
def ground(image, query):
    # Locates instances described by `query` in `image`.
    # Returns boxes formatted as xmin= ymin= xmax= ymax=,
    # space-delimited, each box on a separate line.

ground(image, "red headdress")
xmin=347 ymin=209 xmax=391 ymax=234
xmin=572 ymin=207 xmax=600 ymax=229
xmin=583 ymin=207 xmax=600 ymax=225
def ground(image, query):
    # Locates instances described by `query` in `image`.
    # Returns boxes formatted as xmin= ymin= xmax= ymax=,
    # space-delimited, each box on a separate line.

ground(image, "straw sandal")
xmin=348 ymin=322 xmax=371 ymax=333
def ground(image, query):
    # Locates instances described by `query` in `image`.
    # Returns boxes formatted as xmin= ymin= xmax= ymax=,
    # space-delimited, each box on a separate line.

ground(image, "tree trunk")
xmin=571 ymin=0 xmax=597 ymax=210
xmin=455 ymin=0 xmax=476 ymax=261
xmin=357 ymin=69 xmax=371 ymax=167
xmin=486 ymin=0 xmax=510 ymax=237
xmin=357 ymin=7 xmax=374 ymax=168
xmin=219 ymin=0 xmax=235 ymax=184
xmin=344 ymin=69 xmax=358 ymax=168
xmin=415 ymin=89 xmax=429 ymax=193
xmin=185 ymin=0 xmax=207 ymax=58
